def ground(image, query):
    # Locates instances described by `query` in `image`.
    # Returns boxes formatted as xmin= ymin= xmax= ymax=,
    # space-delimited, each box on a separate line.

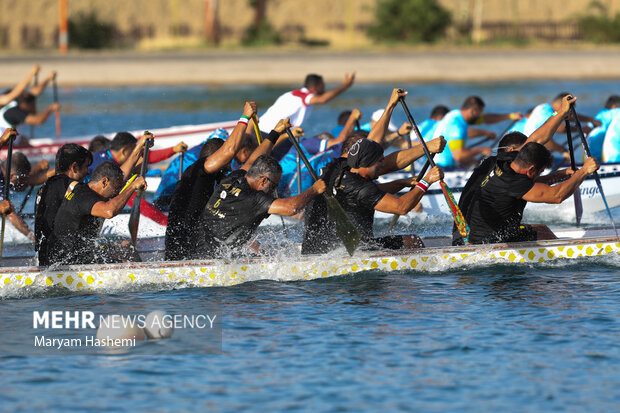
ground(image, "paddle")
xmin=388 ymin=158 xmax=433 ymax=233
xmin=468 ymin=119 xmax=518 ymax=149
xmin=355 ymin=119 xmax=361 ymax=131
xmin=0 ymin=129 xmax=16 ymax=262
xmin=398 ymin=95 xmax=470 ymax=243
xmin=128 ymin=132 xmax=152 ymax=245
xmin=52 ymin=73 xmax=61 ymax=139
xmin=387 ymin=115 xmax=430 ymax=231
xmin=178 ymin=152 xmax=184 ymax=180
xmin=570 ymin=105 xmax=618 ymax=238
xmin=565 ymin=118 xmax=583 ymax=226
xmin=286 ymin=127 xmax=361 ymax=256
xmin=251 ymin=114 xmax=288 ymax=233
xmin=30 ymin=72 xmax=38 ymax=140
xmin=18 ymin=186 xmax=34 ymax=215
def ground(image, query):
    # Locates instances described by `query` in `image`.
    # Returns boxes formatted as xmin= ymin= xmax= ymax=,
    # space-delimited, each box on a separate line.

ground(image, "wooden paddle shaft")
xmin=3 ymin=133 xmax=14 ymax=201
xmin=178 ymin=152 xmax=184 ymax=180
xmin=565 ymin=119 xmax=577 ymax=170
xmin=286 ymin=128 xmax=319 ymax=182
xmin=398 ymin=97 xmax=436 ymax=169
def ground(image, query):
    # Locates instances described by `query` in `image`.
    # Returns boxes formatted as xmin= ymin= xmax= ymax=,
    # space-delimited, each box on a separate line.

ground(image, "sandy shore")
xmin=1 ymin=49 xmax=620 ymax=86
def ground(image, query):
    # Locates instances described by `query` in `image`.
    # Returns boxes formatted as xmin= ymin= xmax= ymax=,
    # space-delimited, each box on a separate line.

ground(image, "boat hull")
xmin=1 ymin=234 xmax=618 ymax=297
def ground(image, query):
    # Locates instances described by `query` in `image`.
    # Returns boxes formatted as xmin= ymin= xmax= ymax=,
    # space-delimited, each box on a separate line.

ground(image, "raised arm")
xmin=241 ymin=118 xmax=292 ymax=171
xmin=326 ymin=109 xmax=362 ymax=149
xmin=204 ymin=101 xmax=257 ymax=174
xmin=368 ymin=88 xmax=407 ymax=145
xmin=0 ymin=65 xmax=39 ymax=106
xmin=119 ymin=132 xmax=152 ymax=181
xmin=374 ymin=166 xmax=443 ymax=215
xmin=308 ymin=72 xmax=355 ymax=105
xmin=377 ymin=136 xmax=446 ymax=176
xmin=522 ymin=157 xmax=598 ymax=204
xmin=478 ymin=112 xmax=523 ymax=125
xmin=527 ymin=95 xmax=575 ymax=147
xmin=29 ymin=71 xmax=56 ymax=97
xmin=23 ymin=103 xmax=59 ymax=126
xmin=0 ymin=128 xmax=17 ymax=148
xmin=90 ymin=177 xmax=146 ymax=219
xmin=267 ymin=180 xmax=326 ymax=216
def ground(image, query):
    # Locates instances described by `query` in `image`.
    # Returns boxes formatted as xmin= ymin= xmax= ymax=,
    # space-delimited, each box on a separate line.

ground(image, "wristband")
xmin=266 ymin=130 xmax=280 ymax=144
xmin=509 ymin=112 xmax=517 ymax=120
xmin=416 ymin=179 xmax=430 ymax=193
xmin=238 ymin=117 xmax=249 ymax=126
xmin=240 ymin=115 xmax=250 ymax=120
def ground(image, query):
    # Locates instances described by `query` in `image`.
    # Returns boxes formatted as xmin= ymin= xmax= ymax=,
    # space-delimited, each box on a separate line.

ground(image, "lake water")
xmin=1 ymin=81 xmax=620 ymax=412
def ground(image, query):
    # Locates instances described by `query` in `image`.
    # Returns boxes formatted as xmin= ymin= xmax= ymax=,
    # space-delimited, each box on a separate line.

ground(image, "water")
xmin=2 ymin=81 xmax=620 ymax=411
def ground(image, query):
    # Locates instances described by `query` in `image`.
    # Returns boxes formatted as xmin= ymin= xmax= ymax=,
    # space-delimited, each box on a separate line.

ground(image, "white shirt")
xmin=259 ymin=88 xmax=314 ymax=132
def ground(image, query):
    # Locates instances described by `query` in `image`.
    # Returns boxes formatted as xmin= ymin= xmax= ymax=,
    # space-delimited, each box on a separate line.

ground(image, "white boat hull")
xmin=1 ymin=228 xmax=618 ymax=298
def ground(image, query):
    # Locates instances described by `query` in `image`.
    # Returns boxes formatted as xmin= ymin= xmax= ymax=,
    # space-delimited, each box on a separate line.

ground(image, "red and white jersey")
xmin=259 ymin=88 xmax=314 ymax=132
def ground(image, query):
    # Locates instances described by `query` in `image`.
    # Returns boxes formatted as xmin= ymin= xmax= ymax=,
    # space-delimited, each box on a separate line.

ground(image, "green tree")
xmin=242 ymin=0 xmax=282 ymax=46
xmin=368 ymin=0 xmax=451 ymax=43
xmin=68 ymin=12 xmax=116 ymax=49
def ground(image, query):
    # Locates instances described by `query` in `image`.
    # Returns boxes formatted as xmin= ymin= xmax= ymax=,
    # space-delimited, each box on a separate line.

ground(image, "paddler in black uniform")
xmin=48 ymin=161 xmax=147 ymax=265
xmin=302 ymin=88 xmax=446 ymax=254
xmin=34 ymin=143 xmax=93 ymax=266
xmin=453 ymin=94 xmax=582 ymax=245
xmin=199 ymin=118 xmax=327 ymax=258
xmin=165 ymin=101 xmax=258 ymax=261
xmin=467 ymin=142 xmax=599 ymax=244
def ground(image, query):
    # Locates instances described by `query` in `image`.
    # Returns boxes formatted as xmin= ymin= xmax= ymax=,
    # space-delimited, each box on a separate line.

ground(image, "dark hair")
xmin=430 ymin=105 xmax=450 ymax=119
xmin=513 ymin=142 xmax=552 ymax=171
xmin=497 ymin=132 xmax=527 ymax=153
xmin=337 ymin=110 xmax=352 ymax=125
xmin=241 ymin=134 xmax=258 ymax=152
xmin=56 ymin=143 xmax=93 ymax=173
xmin=199 ymin=138 xmax=225 ymax=159
xmin=246 ymin=155 xmax=282 ymax=179
xmin=90 ymin=161 xmax=124 ymax=183
xmin=110 ymin=132 xmax=137 ymax=151
xmin=552 ymin=92 xmax=571 ymax=103
xmin=341 ymin=131 xmax=369 ymax=155
xmin=461 ymin=96 xmax=485 ymax=110
xmin=304 ymin=74 xmax=324 ymax=89
xmin=89 ymin=135 xmax=111 ymax=153
xmin=17 ymin=92 xmax=35 ymax=105
xmin=605 ymin=94 xmax=620 ymax=109
xmin=10 ymin=152 xmax=31 ymax=176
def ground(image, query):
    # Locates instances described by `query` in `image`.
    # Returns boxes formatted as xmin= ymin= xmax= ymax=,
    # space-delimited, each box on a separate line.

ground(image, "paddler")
xmin=598 ymin=95 xmax=620 ymax=163
xmin=0 ymin=70 xmax=60 ymax=144
xmin=153 ymin=127 xmax=258 ymax=209
xmin=199 ymin=118 xmax=327 ymax=258
xmin=0 ymin=64 xmax=40 ymax=108
xmin=432 ymin=96 xmax=523 ymax=168
xmin=88 ymin=132 xmax=153 ymax=180
xmin=0 ymin=129 xmax=35 ymax=241
xmin=258 ymin=72 xmax=356 ymax=160
xmin=453 ymin=94 xmax=581 ymax=245
xmin=523 ymin=92 xmax=602 ymax=161
xmin=48 ymin=161 xmax=147 ymax=265
xmin=467 ymin=142 xmax=599 ymax=245
xmin=165 ymin=101 xmax=259 ymax=261
xmin=302 ymin=88 xmax=446 ymax=254
xmin=34 ymin=143 xmax=93 ymax=266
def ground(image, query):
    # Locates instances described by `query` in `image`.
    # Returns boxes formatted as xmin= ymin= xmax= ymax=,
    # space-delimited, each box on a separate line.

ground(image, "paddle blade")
xmin=54 ymin=109 xmax=61 ymax=139
xmin=573 ymin=189 xmax=583 ymax=227
xmin=388 ymin=214 xmax=400 ymax=233
xmin=439 ymin=181 xmax=469 ymax=243
xmin=128 ymin=195 xmax=142 ymax=245
xmin=324 ymin=194 xmax=360 ymax=256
